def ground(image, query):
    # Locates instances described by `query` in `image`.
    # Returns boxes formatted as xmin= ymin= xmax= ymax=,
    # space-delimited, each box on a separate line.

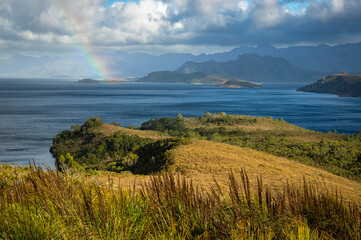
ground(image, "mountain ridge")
xmin=177 ymin=54 xmax=323 ymax=82
xmin=1 ymin=42 xmax=361 ymax=79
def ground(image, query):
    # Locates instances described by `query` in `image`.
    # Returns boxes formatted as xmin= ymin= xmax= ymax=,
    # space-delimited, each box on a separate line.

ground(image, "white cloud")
xmin=0 ymin=0 xmax=361 ymax=56
xmin=331 ymin=0 xmax=344 ymax=13
xmin=238 ymin=0 xmax=250 ymax=13
xmin=38 ymin=8 xmax=63 ymax=29
xmin=17 ymin=30 xmax=72 ymax=43
xmin=252 ymin=0 xmax=284 ymax=28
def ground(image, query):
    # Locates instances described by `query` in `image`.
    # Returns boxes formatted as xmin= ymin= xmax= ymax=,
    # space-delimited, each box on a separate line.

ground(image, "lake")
xmin=1 ymin=78 xmax=361 ymax=168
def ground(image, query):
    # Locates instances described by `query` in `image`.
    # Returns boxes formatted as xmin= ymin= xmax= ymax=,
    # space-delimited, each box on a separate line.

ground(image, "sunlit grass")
xmin=0 ymin=165 xmax=360 ymax=239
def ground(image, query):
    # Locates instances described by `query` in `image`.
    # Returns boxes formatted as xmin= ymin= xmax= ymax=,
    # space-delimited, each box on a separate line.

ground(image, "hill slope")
xmin=50 ymin=115 xmax=361 ymax=203
xmin=76 ymin=138 xmax=361 ymax=203
xmin=297 ymin=73 xmax=361 ymax=97
xmin=170 ymin=140 xmax=361 ymax=202
xmin=177 ymin=54 xmax=323 ymax=82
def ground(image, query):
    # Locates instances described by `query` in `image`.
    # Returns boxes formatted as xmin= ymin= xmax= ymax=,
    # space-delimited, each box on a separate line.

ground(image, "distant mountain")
xmin=177 ymin=54 xmax=323 ymax=82
xmin=1 ymin=42 xmax=360 ymax=79
xmin=205 ymin=42 xmax=361 ymax=73
xmin=297 ymin=73 xmax=361 ymax=98
xmin=84 ymin=42 xmax=361 ymax=76
xmin=137 ymin=71 xmax=261 ymax=88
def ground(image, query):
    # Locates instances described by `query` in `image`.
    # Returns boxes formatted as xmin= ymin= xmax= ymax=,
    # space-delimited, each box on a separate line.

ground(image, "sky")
xmin=0 ymin=0 xmax=361 ymax=58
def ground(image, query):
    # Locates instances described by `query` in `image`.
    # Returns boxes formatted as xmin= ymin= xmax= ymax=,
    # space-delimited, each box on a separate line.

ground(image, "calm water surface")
xmin=1 ymin=78 xmax=361 ymax=168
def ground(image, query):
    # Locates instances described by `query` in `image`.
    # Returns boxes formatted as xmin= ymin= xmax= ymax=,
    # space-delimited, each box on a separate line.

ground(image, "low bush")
xmin=140 ymin=117 xmax=187 ymax=135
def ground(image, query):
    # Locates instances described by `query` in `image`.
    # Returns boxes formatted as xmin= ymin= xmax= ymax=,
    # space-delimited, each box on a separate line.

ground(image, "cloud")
xmin=0 ymin=0 xmax=361 ymax=56
xmin=331 ymin=0 xmax=344 ymax=13
xmin=252 ymin=0 xmax=284 ymax=27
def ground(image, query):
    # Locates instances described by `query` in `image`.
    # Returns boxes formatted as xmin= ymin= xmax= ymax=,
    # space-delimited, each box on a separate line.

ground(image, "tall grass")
xmin=0 ymin=165 xmax=360 ymax=239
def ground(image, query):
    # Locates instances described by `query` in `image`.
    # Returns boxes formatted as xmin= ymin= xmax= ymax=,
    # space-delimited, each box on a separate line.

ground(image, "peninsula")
xmin=297 ymin=73 xmax=361 ymax=97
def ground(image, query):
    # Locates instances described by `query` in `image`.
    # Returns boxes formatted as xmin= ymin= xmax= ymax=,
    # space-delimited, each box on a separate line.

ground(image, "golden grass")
xmin=87 ymin=171 xmax=152 ymax=190
xmin=169 ymin=140 xmax=361 ymax=203
xmin=184 ymin=115 xmax=341 ymax=142
xmin=95 ymin=124 xmax=169 ymax=139
xmin=183 ymin=115 xmax=299 ymax=130
xmin=86 ymin=139 xmax=361 ymax=203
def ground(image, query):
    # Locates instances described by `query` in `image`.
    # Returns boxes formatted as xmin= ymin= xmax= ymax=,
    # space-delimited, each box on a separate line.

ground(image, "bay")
xmin=1 ymin=78 xmax=361 ymax=168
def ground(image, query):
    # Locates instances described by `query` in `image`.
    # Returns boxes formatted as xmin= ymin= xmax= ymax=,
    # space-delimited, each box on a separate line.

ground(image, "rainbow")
xmin=48 ymin=0 xmax=111 ymax=80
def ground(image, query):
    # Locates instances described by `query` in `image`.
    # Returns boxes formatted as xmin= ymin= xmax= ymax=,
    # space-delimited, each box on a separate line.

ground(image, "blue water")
xmin=1 ymin=78 xmax=361 ymax=168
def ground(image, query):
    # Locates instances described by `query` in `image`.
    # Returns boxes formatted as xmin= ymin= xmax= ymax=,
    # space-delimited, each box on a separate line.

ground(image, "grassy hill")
xmin=170 ymin=140 xmax=361 ymax=202
xmin=50 ymin=114 xmax=361 ymax=186
xmin=73 ymin=115 xmax=360 ymax=202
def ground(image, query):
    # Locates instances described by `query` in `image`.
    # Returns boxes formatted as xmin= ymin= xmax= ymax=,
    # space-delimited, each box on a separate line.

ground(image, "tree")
xmin=204 ymin=112 xmax=212 ymax=117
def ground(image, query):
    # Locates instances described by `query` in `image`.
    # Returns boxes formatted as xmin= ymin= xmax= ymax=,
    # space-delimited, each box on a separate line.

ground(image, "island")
xmin=137 ymin=71 xmax=262 ymax=88
xmin=297 ymin=73 xmax=361 ymax=97
xmin=77 ymin=78 xmax=134 ymax=84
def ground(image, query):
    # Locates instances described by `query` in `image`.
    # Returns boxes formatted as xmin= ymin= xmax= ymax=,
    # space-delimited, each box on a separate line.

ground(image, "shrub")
xmin=133 ymin=137 xmax=191 ymax=174
xmin=80 ymin=116 xmax=103 ymax=134
xmin=204 ymin=112 xmax=212 ymax=117
xmin=57 ymin=153 xmax=83 ymax=172
xmin=140 ymin=117 xmax=187 ymax=135
xmin=110 ymin=121 xmax=121 ymax=127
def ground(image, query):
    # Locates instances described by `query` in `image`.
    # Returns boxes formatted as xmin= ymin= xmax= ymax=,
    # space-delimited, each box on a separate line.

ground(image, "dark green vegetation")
xmin=297 ymin=73 xmax=361 ymax=97
xmin=1 ymin=164 xmax=360 ymax=239
xmin=137 ymin=70 xmax=261 ymax=88
xmin=141 ymin=116 xmax=187 ymax=134
xmin=177 ymin=54 xmax=323 ymax=82
xmin=50 ymin=117 xmax=190 ymax=174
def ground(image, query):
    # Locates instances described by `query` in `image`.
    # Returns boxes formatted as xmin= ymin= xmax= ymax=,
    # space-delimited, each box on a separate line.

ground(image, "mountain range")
xmin=177 ymin=54 xmax=323 ymax=82
xmin=1 ymin=42 xmax=361 ymax=79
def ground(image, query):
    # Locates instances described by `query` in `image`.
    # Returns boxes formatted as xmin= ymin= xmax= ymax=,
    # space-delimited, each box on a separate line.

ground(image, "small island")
xmin=297 ymin=73 xmax=361 ymax=98
xmin=137 ymin=71 xmax=262 ymax=88
xmin=77 ymin=78 xmax=131 ymax=84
